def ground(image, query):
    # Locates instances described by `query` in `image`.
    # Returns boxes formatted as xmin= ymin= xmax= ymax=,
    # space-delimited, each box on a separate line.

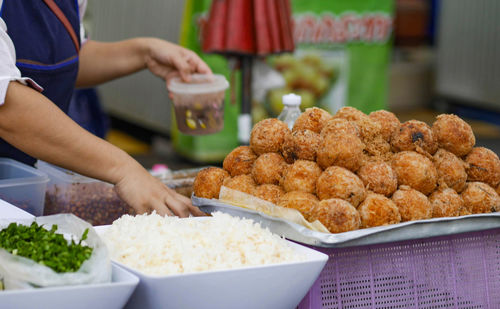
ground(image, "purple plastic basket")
xmin=298 ymin=228 xmax=500 ymax=309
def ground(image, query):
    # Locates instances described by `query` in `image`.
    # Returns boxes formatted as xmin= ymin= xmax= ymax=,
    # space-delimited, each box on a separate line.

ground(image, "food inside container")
xmin=101 ymin=212 xmax=305 ymax=275
xmin=193 ymin=107 xmax=500 ymax=234
xmin=36 ymin=161 xmax=133 ymax=226
xmin=0 ymin=221 xmax=93 ymax=275
xmin=168 ymin=74 xmax=229 ymax=135
xmin=97 ymin=212 xmax=328 ymax=309
xmin=0 ymin=214 xmax=111 ymax=290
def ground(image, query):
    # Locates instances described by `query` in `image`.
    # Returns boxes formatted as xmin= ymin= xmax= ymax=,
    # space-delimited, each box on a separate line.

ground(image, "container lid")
xmin=282 ymin=93 xmax=301 ymax=107
xmin=0 ymin=158 xmax=49 ymax=187
xmin=168 ymin=74 xmax=229 ymax=94
xmin=36 ymin=161 xmax=102 ymax=184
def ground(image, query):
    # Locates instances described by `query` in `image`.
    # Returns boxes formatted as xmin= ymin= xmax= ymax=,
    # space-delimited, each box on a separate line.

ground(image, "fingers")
xmin=152 ymin=199 xmax=174 ymax=217
xmin=189 ymin=203 xmax=208 ymax=216
xmin=165 ymin=71 xmax=180 ymax=86
xmin=185 ymin=51 xmax=212 ymax=76
xmin=172 ymin=56 xmax=192 ymax=82
xmin=192 ymin=53 xmax=212 ymax=75
xmin=127 ymin=193 xmax=205 ymax=218
xmin=164 ymin=190 xmax=206 ymax=217
xmin=174 ymin=50 xmax=212 ymax=81
xmin=164 ymin=194 xmax=191 ymax=218
xmin=174 ymin=193 xmax=206 ymax=216
xmin=175 ymin=193 xmax=192 ymax=204
xmin=165 ymin=71 xmax=180 ymax=97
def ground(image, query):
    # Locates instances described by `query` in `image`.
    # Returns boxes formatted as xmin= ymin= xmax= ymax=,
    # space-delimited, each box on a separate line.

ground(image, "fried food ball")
xmin=277 ymin=191 xmax=319 ymax=222
xmin=309 ymin=198 xmax=361 ymax=233
xmin=316 ymin=133 xmax=364 ymax=171
xmin=459 ymin=207 xmax=472 ymax=216
xmin=222 ymin=146 xmax=257 ymax=177
xmin=316 ymin=166 xmax=366 ymax=207
xmin=392 ymin=151 xmax=438 ymax=195
xmin=320 ymin=118 xmax=360 ymax=138
xmin=391 ymin=120 xmax=438 ymax=155
xmin=497 ymin=183 xmax=500 ymax=197
xmin=433 ymin=149 xmax=468 ymax=192
xmin=369 ymin=110 xmax=401 ymax=142
xmin=358 ymin=193 xmax=401 ymax=228
xmin=292 ymin=107 xmax=333 ymax=133
xmin=251 ymin=152 xmax=287 ymax=185
xmin=429 ymin=188 xmax=463 ymax=218
xmin=223 ymin=174 xmax=256 ymax=195
xmin=253 ymin=184 xmax=285 ymax=204
xmin=357 ymin=161 xmax=397 ymax=197
xmin=365 ymin=136 xmax=391 ymax=157
xmin=432 ymin=114 xmax=475 ymax=157
xmin=250 ymin=118 xmax=290 ymax=155
xmin=333 ymin=106 xmax=381 ymax=142
xmin=281 ymin=160 xmax=322 ymax=193
xmin=392 ymin=186 xmax=432 ymax=221
xmin=362 ymin=151 xmax=395 ymax=165
xmin=281 ymin=129 xmax=321 ymax=163
xmin=193 ymin=167 xmax=229 ymax=199
xmin=461 ymin=182 xmax=500 ymax=213
xmin=465 ymin=147 xmax=500 ymax=187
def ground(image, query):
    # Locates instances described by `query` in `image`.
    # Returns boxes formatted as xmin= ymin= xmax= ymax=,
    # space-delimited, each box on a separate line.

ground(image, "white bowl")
xmin=0 ymin=264 xmax=139 ymax=309
xmin=96 ymin=224 xmax=328 ymax=309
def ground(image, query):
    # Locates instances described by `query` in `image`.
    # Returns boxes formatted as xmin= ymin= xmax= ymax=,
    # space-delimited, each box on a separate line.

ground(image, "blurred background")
xmin=78 ymin=0 xmax=500 ymax=171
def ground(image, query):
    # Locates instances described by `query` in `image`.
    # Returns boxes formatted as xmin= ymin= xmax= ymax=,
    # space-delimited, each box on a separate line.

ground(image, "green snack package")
xmin=175 ymin=0 xmax=393 ymax=163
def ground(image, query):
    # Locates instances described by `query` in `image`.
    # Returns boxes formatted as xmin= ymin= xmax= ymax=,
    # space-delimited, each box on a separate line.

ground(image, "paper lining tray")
xmin=192 ymin=195 xmax=500 ymax=248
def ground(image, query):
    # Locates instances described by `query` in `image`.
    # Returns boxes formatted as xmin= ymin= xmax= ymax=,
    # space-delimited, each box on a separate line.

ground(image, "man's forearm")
xmin=76 ymin=38 xmax=150 ymax=88
xmin=0 ymin=81 xmax=142 ymax=184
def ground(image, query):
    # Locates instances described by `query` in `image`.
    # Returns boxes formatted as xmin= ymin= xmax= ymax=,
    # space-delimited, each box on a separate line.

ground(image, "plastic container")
xmin=36 ymin=161 xmax=132 ymax=226
xmin=298 ymin=228 xmax=500 ymax=309
xmin=0 ymin=198 xmax=35 ymax=220
xmin=95 ymin=223 xmax=328 ymax=309
xmin=0 ymin=263 xmax=139 ymax=309
xmin=168 ymin=74 xmax=229 ymax=135
xmin=278 ymin=93 xmax=302 ymax=130
xmin=0 ymin=158 xmax=49 ymax=216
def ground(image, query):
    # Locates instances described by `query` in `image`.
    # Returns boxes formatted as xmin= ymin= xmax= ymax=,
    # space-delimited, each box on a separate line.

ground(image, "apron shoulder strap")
xmin=42 ymin=0 xmax=80 ymax=52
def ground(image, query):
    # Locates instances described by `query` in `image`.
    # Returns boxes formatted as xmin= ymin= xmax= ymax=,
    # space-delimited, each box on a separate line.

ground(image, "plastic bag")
xmin=0 ymin=214 xmax=111 ymax=290
xmin=218 ymin=186 xmax=330 ymax=233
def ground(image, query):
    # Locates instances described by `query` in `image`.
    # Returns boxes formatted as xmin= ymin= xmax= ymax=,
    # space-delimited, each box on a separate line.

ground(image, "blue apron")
xmin=0 ymin=0 xmax=80 ymax=166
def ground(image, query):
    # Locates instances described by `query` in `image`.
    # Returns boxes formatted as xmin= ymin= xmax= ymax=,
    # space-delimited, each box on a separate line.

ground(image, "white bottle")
xmin=278 ymin=93 xmax=302 ymax=130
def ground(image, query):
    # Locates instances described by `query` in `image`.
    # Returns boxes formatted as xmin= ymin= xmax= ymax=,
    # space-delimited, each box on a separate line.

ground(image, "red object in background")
xmin=202 ymin=0 xmax=295 ymax=144
xmin=202 ymin=0 xmax=294 ymax=55
xmin=394 ymin=0 xmax=430 ymax=46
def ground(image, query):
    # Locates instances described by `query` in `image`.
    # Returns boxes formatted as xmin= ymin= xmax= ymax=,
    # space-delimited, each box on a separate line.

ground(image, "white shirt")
xmin=0 ymin=0 xmax=88 ymax=105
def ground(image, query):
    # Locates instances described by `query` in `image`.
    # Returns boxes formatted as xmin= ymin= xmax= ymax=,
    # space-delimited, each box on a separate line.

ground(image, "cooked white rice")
xmin=101 ymin=212 xmax=303 ymax=275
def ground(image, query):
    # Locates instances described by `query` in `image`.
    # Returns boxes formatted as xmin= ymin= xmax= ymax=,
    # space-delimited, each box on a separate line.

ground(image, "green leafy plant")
xmin=0 ymin=222 xmax=93 ymax=273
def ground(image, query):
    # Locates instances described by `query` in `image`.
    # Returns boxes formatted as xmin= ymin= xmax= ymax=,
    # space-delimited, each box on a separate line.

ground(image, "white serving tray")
xmin=192 ymin=195 xmax=500 ymax=248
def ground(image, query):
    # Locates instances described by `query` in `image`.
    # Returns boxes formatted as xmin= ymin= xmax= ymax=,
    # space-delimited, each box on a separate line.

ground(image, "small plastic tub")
xmin=168 ymin=74 xmax=229 ymax=135
xmin=0 ymin=158 xmax=49 ymax=216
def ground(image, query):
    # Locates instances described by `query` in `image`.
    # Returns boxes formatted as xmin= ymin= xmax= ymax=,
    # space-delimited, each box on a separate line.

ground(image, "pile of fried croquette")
xmin=194 ymin=107 xmax=500 ymax=234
